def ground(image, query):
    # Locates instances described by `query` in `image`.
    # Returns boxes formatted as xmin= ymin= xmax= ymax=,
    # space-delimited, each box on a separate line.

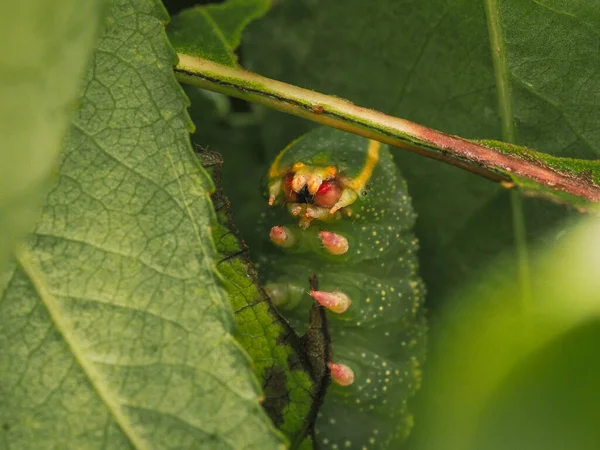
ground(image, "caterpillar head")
xmin=266 ymin=128 xmax=380 ymax=228
xmin=268 ymin=162 xmax=359 ymax=228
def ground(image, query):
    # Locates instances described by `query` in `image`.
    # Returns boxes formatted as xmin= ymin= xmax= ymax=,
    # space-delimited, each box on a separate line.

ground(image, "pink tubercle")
xmin=319 ymin=230 xmax=349 ymax=255
xmin=310 ymin=290 xmax=351 ymax=314
xmin=270 ymin=225 xmax=294 ymax=248
xmin=328 ymin=362 xmax=355 ymax=386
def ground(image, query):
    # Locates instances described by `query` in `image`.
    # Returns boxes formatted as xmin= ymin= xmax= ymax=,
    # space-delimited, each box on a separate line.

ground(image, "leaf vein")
xmin=34 ymin=232 xmax=190 ymax=281
xmin=15 ymin=246 xmax=149 ymax=450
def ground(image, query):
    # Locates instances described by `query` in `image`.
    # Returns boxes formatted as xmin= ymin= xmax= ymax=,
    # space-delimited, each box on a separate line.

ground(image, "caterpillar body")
xmin=254 ymin=127 xmax=427 ymax=449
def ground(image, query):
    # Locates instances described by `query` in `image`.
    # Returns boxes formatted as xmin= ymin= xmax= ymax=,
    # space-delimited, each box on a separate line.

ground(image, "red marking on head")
xmin=328 ymin=362 xmax=355 ymax=386
xmin=283 ymin=172 xmax=299 ymax=203
xmin=313 ymin=179 xmax=342 ymax=208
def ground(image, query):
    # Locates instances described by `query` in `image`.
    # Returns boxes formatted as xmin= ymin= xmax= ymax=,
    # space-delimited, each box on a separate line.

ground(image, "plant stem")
xmin=509 ymin=190 xmax=532 ymax=307
xmin=174 ymin=53 xmax=600 ymax=205
xmin=485 ymin=0 xmax=532 ymax=310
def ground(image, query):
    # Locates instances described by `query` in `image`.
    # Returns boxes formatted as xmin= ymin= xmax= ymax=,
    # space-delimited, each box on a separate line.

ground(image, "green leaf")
xmin=0 ymin=0 xmax=105 ymax=270
xmin=242 ymin=0 xmax=594 ymax=303
xmin=0 ymin=0 xmax=285 ymax=448
xmin=412 ymin=218 xmax=600 ymax=450
xmin=167 ymin=0 xmax=271 ymax=67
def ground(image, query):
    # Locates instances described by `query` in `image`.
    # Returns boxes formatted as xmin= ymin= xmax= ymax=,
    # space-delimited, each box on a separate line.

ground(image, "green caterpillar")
xmin=253 ymin=127 xmax=427 ymax=449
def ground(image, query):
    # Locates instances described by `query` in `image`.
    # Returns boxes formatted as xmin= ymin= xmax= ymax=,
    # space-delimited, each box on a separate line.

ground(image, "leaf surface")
xmin=167 ymin=0 xmax=270 ymax=67
xmin=0 ymin=0 xmax=285 ymax=448
xmin=0 ymin=0 xmax=105 ymax=269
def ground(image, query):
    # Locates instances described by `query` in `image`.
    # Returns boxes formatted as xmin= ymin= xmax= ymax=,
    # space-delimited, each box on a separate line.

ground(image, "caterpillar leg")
xmin=267 ymin=178 xmax=282 ymax=206
xmin=285 ymin=203 xmax=342 ymax=229
xmin=329 ymin=188 xmax=359 ymax=214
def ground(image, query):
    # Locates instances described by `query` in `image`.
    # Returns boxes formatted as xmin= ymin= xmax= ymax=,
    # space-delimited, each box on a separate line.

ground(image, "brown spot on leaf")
xmin=261 ymin=365 xmax=289 ymax=427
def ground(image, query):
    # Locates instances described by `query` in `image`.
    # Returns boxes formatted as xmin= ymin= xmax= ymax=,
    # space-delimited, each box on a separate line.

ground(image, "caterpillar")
xmin=253 ymin=127 xmax=427 ymax=449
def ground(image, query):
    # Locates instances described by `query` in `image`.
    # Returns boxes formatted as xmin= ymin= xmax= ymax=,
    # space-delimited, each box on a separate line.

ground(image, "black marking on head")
xmin=296 ymin=185 xmax=313 ymax=204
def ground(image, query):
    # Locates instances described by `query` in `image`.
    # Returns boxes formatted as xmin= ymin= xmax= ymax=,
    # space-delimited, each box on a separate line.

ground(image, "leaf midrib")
xmin=201 ymin=8 xmax=238 ymax=66
xmin=15 ymin=246 xmax=147 ymax=450
xmin=484 ymin=0 xmax=516 ymax=144
xmin=484 ymin=0 xmax=532 ymax=309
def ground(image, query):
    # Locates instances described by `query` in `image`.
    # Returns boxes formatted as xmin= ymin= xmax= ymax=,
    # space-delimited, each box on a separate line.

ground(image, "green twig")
xmin=175 ymin=53 xmax=600 ymax=206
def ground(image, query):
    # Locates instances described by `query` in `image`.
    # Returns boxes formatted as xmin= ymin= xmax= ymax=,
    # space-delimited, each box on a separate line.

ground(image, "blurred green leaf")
xmin=0 ymin=0 xmax=105 ymax=270
xmin=168 ymin=0 xmax=271 ymax=67
xmin=412 ymin=218 xmax=600 ymax=450
xmin=243 ymin=0 xmax=596 ymax=303
xmin=0 ymin=0 xmax=285 ymax=448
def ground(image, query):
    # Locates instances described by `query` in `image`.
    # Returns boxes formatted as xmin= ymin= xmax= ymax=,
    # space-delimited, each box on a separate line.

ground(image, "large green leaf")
xmin=0 ymin=0 xmax=105 ymax=270
xmin=412 ymin=218 xmax=600 ymax=450
xmin=243 ymin=0 xmax=591 ymax=303
xmin=0 ymin=0 xmax=285 ymax=448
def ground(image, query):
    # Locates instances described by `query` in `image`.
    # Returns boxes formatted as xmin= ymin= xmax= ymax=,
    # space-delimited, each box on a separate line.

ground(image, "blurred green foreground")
xmin=413 ymin=218 xmax=600 ymax=450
